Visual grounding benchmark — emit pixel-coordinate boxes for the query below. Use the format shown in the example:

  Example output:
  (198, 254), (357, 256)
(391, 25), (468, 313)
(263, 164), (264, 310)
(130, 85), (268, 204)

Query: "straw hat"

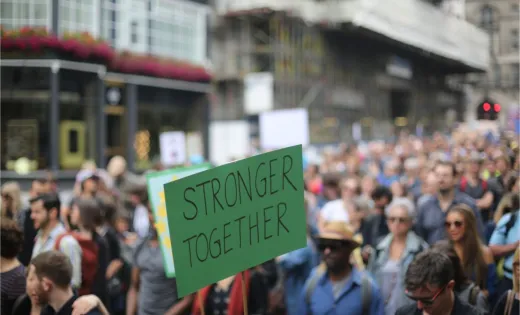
(318, 221), (361, 247)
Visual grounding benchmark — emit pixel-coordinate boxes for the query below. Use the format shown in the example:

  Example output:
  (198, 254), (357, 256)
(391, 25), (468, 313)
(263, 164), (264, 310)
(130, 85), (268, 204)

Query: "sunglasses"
(444, 220), (463, 229)
(405, 284), (447, 306)
(317, 239), (350, 252)
(387, 217), (409, 224)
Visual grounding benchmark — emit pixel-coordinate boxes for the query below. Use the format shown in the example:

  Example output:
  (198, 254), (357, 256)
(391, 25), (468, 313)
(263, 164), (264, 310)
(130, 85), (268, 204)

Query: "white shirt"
(320, 199), (350, 223)
(32, 223), (82, 288)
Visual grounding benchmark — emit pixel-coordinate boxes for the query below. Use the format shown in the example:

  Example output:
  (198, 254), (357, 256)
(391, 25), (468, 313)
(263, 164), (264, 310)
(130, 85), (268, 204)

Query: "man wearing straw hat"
(300, 221), (384, 315)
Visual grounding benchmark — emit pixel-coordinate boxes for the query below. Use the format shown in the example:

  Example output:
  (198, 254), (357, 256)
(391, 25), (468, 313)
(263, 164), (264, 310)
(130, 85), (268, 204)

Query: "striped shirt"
(1, 265), (26, 315)
(32, 223), (82, 288)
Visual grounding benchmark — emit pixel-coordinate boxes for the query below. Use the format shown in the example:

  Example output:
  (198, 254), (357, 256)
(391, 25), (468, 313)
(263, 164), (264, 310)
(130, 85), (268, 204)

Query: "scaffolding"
(213, 9), (325, 117)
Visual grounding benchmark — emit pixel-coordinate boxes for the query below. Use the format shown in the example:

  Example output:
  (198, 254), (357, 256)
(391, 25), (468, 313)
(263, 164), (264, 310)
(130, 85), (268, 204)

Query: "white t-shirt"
(320, 199), (350, 223)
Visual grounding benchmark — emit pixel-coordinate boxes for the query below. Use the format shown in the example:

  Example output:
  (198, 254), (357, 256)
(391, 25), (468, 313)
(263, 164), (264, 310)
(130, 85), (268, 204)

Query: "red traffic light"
(494, 103), (501, 112)
(483, 102), (491, 112)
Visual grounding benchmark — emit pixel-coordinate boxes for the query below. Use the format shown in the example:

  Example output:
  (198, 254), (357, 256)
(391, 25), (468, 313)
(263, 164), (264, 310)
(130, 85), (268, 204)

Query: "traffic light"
(477, 99), (500, 120)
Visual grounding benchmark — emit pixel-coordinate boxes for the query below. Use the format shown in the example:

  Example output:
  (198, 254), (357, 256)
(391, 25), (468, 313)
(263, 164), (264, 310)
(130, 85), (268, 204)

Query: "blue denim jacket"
(299, 267), (385, 315)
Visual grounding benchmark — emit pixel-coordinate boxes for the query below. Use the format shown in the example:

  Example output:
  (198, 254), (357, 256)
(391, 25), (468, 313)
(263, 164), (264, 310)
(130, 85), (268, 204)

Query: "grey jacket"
(367, 231), (429, 313)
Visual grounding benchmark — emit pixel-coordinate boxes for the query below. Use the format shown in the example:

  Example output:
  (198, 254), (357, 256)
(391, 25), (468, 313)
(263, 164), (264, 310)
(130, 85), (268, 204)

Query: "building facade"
(211, 0), (490, 144)
(464, 0), (519, 123)
(0, 0), (211, 188)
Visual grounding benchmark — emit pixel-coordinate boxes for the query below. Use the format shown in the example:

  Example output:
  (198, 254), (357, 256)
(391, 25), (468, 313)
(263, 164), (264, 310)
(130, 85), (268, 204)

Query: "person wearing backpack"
(30, 194), (82, 289)
(66, 198), (110, 305)
(489, 209), (520, 306)
(299, 221), (384, 315)
(459, 153), (494, 221)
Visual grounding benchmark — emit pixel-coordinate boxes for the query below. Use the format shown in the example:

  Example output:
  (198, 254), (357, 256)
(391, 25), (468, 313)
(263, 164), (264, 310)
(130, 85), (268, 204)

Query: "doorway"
(104, 105), (126, 162)
(390, 90), (411, 133)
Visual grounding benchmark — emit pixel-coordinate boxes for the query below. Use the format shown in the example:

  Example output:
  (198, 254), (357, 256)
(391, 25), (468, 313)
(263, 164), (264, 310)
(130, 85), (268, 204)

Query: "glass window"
(480, 5), (494, 28)
(58, 70), (96, 170)
(1, 3), (13, 21)
(1, 68), (50, 170)
(512, 64), (520, 85)
(131, 21), (138, 44)
(512, 29), (519, 50)
(493, 64), (501, 87)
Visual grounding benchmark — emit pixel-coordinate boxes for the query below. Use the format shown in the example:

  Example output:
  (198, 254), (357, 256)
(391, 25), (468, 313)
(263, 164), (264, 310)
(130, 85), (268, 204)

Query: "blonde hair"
(1, 182), (22, 219)
(514, 247), (520, 293)
(494, 193), (519, 224)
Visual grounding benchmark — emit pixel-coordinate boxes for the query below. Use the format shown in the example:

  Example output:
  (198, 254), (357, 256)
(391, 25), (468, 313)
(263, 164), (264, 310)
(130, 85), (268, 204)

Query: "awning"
(0, 59), (211, 93)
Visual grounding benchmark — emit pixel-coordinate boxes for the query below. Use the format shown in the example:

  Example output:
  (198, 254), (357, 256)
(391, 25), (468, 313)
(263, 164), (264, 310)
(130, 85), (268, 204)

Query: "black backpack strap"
(361, 274), (372, 314)
(468, 283), (480, 305)
(504, 212), (518, 237)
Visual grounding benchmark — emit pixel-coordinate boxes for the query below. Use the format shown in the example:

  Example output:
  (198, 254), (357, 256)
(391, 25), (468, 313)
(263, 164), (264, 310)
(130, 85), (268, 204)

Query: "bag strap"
(468, 283), (480, 305)
(504, 290), (515, 315)
(305, 267), (325, 310)
(460, 177), (467, 192)
(54, 233), (72, 250)
(481, 179), (488, 191)
(361, 274), (372, 315)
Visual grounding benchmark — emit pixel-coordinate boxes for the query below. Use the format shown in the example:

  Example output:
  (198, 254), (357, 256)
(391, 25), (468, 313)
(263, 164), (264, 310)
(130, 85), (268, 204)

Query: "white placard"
(244, 72), (274, 115)
(159, 131), (186, 166)
(352, 122), (362, 141)
(210, 121), (250, 166)
(186, 132), (203, 158)
(259, 108), (310, 150)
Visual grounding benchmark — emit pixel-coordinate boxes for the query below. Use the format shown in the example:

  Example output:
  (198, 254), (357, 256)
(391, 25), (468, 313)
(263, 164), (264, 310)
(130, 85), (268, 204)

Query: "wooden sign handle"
(198, 291), (206, 315)
(241, 271), (249, 315)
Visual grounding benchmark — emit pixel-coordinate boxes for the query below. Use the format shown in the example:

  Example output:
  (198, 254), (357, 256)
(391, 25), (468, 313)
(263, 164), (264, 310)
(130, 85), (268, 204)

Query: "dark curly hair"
(1, 218), (24, 259)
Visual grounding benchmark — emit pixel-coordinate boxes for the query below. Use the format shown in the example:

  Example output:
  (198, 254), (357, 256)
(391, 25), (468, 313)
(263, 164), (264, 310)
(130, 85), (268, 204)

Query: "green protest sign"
(146, 164), (211, 278)
(164, 145), (306, 297)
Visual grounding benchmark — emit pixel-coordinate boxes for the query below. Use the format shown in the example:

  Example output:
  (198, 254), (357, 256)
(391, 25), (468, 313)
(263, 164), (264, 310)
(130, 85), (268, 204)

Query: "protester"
(300, 221), (384, 315)
(445, 204), (496, 297)
(126, 199), (194, 315)
(30, 193), (82, 289)
(459, 153), (494, 221)
(318, 176), (360, 230)
(363, 186), (392, 248)
(489, 204), (520, 303)
(367, 198), (428, 315)
(1, 181), (23, 221)
(19, 178), (48, 266)
(492, 247), (519, 315)
(416, 161), (485, 245)
(396, 249), (485, 315)
(1, 219), (26, 315)
(27, 251), (106, 315)
(431, 241), (489, 311)
(69, 198), (110, 304)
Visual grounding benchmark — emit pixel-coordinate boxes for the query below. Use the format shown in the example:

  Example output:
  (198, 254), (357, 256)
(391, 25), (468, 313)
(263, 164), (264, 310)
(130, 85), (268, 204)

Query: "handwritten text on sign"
(164, 145), (306, 297)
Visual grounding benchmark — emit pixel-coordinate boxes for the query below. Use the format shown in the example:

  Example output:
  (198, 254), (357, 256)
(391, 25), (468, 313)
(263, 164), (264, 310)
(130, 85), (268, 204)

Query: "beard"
(439, 187), (452, 195)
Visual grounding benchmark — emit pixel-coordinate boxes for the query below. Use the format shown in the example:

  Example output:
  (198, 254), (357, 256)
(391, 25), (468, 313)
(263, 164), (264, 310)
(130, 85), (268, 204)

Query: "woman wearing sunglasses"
(367, 198), (429, 315)
(445, 204), (497, 297)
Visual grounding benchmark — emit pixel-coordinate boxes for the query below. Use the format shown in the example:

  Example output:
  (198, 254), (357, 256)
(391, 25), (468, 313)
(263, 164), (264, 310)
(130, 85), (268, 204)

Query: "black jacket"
(18, 208), (37, 266)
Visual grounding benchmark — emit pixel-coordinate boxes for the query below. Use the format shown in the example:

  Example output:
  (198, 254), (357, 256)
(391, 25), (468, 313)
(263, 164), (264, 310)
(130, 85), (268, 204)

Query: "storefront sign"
(146, 164), (212, 278)
(386, 56), (413, 80)
(164, 145), (306, 297)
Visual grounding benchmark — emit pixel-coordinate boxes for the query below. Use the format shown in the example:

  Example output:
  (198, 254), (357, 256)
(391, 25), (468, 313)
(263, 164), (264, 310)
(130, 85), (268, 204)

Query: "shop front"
(0, 59), (211, 189)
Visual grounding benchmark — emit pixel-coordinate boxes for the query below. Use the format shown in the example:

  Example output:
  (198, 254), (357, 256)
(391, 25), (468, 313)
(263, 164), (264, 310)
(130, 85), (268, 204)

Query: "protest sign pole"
(198, 291), (206, 315)
(241, 271), (249, 315)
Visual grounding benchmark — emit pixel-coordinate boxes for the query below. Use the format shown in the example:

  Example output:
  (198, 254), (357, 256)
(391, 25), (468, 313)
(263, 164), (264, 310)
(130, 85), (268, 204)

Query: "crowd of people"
(1, 131), (519, 315)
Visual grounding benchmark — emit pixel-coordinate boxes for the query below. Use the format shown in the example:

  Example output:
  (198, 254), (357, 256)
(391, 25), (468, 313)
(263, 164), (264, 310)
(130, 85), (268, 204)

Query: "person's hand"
(361, 245), (372, 262)
(72, 295), (100, 315)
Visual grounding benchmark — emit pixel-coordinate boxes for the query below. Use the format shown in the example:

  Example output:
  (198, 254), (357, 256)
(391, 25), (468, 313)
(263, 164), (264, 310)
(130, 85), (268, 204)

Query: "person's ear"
(447, 280), (456, 290)
(41, 277), (53, 292)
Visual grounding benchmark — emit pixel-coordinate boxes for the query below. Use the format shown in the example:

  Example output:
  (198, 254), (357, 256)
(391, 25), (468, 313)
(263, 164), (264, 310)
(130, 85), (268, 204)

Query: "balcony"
(217, 0), (490, 72)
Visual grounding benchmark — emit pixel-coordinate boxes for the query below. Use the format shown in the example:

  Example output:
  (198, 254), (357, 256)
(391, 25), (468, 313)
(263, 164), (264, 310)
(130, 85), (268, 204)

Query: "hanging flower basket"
(1, 26), (212, 82)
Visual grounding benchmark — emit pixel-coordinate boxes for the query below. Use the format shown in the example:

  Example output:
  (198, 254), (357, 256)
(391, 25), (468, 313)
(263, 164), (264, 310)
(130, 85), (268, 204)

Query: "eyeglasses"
(1, 194), (12, 200)
(405, 284), (448, 306)
(387, 217), (409, 224)
(444, 220), (463, 229)
(317, 239), (349, 252)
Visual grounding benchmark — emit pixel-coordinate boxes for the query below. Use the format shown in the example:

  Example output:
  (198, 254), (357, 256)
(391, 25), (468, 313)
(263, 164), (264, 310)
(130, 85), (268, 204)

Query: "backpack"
(54, 232), (99, 296)
(305, 267), (371, 314)
(460, 177), (487, 193)
(467, 283), (481, 306)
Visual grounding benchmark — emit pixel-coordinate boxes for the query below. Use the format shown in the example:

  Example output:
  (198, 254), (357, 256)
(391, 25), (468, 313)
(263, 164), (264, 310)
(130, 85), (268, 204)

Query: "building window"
(512, 64), (520, 87)
(59, 0), (98, 35)
(512, 3), (519, 14)
(480, 5), (495, 29)
(0, 0), (50, 30)
(493, 64), (501, 87)
(131, 21), (138, 44)
(1, 68), (51, 170)
(149, 0), (207, 64)
(512, 29), (519, 50)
